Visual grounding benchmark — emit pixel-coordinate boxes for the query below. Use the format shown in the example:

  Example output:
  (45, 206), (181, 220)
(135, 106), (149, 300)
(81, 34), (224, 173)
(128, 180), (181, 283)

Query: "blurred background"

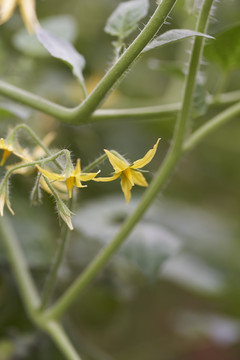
(1, 0), (240, 359)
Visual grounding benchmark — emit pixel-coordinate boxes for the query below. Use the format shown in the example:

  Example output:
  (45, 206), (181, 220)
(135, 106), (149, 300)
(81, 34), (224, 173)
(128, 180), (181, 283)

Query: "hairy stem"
(0, 0), (177, 123)
(45, 0), (215, 320)
(40, 207), (72, 310)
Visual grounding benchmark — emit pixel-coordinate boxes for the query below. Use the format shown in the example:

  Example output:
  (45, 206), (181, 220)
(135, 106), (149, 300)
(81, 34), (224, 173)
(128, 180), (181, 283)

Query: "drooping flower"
(0, 0), (38, 33)
(94, 139), (160, 203)
(0, 137), (26, 166)
(37, 158), (99, 198)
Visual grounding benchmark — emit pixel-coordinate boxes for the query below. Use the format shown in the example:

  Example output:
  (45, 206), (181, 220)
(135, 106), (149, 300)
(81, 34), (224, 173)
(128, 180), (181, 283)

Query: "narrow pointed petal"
(131, 170), (148, 187)
(79, 171), (99, 181)
(0, 149), (11, 166)
(123, 168), (134, 186)
(131, 138), (160, 169)
(120, 173), (133, 203)
(19, 0), (38, 33)
(0, 0), (17, 24)
(93, 172), (121, 182)
(66, 177), (74, 198)
(36, 165), (65, 181)
(104, 150), (128, 172)
(73, 176), (86, 188)
(73, 158), (81, 177)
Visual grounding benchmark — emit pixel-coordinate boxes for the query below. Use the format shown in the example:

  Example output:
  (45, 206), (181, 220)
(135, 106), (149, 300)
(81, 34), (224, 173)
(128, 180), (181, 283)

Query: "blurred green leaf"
(204, 24), (240, 71)
(162, 253), (225, 294)
(143, 29), (214, 53)
(104, 0), (149, 41)
(73, 195), (181, 282)
(0, 339), (14, 360)
(175, 311), (240, 345)
(36, 27), (86, 87)
(147, 58), (185, 78)
(12, 15), (78, 57)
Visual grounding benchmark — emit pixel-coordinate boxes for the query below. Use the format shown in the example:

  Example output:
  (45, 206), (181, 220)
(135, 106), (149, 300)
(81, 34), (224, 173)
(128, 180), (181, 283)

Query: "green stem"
(44, 0), (214, 320)
(44, 321), (82, 360)
(0, 0), (177, 123)
(183, 101), (240, 153)
(82, 153), (107, 173)
(171, 0), (214, 152)
(0, 217), (40, 314)
(9, 123), (62, 170)
(0, 215), (81, 360)
(40, 204), (72, 310)
(1, 77), (240, 123)
(71, 0), (177, 122)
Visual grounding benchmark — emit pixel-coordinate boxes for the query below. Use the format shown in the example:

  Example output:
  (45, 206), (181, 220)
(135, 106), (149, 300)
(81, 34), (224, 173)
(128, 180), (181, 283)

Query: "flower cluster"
(0, 125), (160, 229)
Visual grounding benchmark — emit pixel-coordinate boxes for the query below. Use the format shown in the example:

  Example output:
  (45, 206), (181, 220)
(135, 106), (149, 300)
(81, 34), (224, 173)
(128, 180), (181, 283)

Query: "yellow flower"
(0, 0), (38, 33)
(94, 139), (160, 203)
(0, 137), (25, 166)
(37, 159), (99, 199)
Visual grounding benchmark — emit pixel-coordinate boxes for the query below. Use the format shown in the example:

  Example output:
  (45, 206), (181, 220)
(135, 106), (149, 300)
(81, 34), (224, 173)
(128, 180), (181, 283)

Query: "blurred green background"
(1, 0), (240, 359)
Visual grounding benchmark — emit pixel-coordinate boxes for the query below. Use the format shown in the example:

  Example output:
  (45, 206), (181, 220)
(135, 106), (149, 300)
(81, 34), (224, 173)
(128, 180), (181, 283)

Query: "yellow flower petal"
(72, 158), (81, 177)
(19, 0), (38, 33)
(131, 138), (160, 169)
(66, 177), (75, 199)
(123, 168), (134, 186)
(0, 0), (17, 24)
(104, 150), (129, 172)
(0, 149), (11, 166)
(36, 165), (65, 181)
(120, 173), (133, 204)
(131, 170), (148, 187)
(79, 171), (99, 182)
(93, 172), (121, 182)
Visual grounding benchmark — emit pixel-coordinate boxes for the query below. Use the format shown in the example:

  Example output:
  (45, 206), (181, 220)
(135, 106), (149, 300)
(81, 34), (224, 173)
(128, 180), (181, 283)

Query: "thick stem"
(45, 0), (215, 320)
(0, 0), (177, 123)
(1, 82), (240, 123)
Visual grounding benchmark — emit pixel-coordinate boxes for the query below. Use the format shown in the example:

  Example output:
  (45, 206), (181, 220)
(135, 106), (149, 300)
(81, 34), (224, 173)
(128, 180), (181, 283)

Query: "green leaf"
(162, 253), (224, 294)
(142, 29), (214, 53)
(105, 0), (149, 41)
(73, 195), (181, 282)
(204, 24), (240, 72)
(36, 27), (86, 87)
(12, 15), (78, 57)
